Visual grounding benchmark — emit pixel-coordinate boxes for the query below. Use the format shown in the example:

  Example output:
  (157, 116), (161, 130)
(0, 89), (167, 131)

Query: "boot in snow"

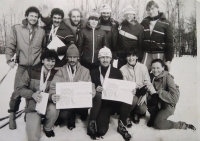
(117, 119), (131, 141)
(87, 120), (98, 140)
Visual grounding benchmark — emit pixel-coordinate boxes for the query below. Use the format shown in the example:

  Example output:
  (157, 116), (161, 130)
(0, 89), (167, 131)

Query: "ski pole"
(0, 68), (12, 85)
(0, 109), (24, 122)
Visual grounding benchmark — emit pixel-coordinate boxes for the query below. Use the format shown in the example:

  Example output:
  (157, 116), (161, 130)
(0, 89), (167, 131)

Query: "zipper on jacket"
(92, 28), (95, 63)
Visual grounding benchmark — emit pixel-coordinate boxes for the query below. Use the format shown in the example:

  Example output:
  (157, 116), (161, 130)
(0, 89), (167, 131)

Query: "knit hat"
(66, 44), (79, 57)
(98, 46), (112, 58)
(100, 4), (112, 13)
(123, 5), (136, 14)
(89, 10), (100, 20)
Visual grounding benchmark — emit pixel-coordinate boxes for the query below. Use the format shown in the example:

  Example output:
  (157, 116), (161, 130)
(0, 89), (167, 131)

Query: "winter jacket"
(99, 17), (119, 53)
(91, 65), (123, 89)
(49, 62), (91, 101)
(117, 20), (144, 59)
(41, 17), (87, 42)
(77, 23), (108, 65)
(6, 19), (46, 66)
(120, 62), (156, 94)
(16, 65), (57, 113)
(44, 21), (75, 67)
(151, 70), (179, 114)
(141, 13), (174, 61)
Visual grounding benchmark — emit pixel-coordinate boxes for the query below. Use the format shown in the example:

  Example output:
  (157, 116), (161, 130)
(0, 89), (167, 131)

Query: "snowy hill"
(0, 55), (198, 141)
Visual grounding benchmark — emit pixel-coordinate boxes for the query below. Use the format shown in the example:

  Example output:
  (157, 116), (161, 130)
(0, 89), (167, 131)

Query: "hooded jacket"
(6, 19), (46, 66)
(48, 62), (91, 101)
(141, 13), (174, 61)
(77, 22), (108, 65)
(16, 65), (57, 113)
(151, 70), (179, 114)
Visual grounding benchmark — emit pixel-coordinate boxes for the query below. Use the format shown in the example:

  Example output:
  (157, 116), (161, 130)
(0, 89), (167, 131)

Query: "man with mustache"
(87, 47), (132, 141)
(48, 44), (95, 130)
(41, 8), (87, 43)
(5, 6), (46, 129)
(44, 8), (75, 67)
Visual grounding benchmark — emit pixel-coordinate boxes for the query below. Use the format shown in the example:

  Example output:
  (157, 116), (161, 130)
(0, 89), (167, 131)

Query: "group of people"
(5, 1), (196, 141)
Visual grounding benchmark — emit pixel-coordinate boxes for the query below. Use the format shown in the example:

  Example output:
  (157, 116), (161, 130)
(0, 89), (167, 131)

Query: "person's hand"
(52, 94), (60, 103)
(96, 86), (103, 92)
(91, 83), (96, 98)
(146, 84), (156, 94)
(137, 95), (146, 106)
(165, 61), (171, 72)
(132, 89), (136, 95)
(32, 91), (42, 103)
(8, 61), (16, 68)
(187, 124), (196, 130)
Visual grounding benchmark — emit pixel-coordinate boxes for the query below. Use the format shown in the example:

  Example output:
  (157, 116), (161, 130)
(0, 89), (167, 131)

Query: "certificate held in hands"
(35, 92), (49, 115)
(47, 36), (65, 50)
(102, 78), (136, 105)
(56, 82), (92, 109)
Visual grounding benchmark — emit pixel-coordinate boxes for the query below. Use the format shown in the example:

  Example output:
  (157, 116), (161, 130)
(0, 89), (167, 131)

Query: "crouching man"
(48, 44), (94, 130)
(16, 50), (59, 141)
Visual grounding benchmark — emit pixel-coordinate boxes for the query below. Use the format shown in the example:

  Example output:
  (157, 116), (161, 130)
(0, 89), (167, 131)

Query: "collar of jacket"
(145, 12), (166, 21)
(21, 19), (39, 29)
(154, 70), (169, 80)
(63, 61), (81, 71)
(99, 17), (116, 25)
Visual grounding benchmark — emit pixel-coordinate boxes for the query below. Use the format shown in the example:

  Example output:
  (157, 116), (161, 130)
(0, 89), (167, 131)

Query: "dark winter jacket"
(141, 13), (174, 61)
(117, 20), (144, 59)
(6, 19), (46, 66)
(16, 65), (57, 113)
(151, 70), (179, 114)
(77, 23), (108, 65)
(99, 17), (119, 53)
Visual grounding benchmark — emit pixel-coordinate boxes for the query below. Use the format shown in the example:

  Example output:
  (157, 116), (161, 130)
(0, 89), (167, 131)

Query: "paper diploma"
(47, 36), (66, 50)
(102, 78), (136, 105)
(35, 92), (49, 115)
(56, 82), (92, 109)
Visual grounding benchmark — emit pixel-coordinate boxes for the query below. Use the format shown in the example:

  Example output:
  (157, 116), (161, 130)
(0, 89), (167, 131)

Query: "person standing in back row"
(5, 6), (46, 130)
(141, 1), (174, 71)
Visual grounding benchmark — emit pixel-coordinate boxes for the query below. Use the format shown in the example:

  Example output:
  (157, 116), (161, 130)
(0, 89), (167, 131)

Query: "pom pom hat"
(123, 5), (136, 14)
(98, 46), (112, 58)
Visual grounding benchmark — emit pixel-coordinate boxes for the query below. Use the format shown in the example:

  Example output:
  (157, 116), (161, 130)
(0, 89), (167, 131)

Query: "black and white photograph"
(0, 0), (198, 140)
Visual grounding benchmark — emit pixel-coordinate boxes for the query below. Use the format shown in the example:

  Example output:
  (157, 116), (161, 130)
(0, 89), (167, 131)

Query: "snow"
(0, 55), (198, 141)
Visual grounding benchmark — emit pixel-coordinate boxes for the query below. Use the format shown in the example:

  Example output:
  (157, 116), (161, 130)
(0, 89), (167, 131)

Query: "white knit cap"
(123, 5), (136, 14)
(100, 4), (112, 13)
(98, 46), (112, 58)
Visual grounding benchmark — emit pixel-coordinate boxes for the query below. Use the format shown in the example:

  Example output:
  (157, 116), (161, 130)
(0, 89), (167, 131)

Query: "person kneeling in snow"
(16, 50), (59, 140)
(147, 59), (196, 130)
(120, 48), (156, 127)
(48, 44), (94, 130)
(87, 47), (133, 141)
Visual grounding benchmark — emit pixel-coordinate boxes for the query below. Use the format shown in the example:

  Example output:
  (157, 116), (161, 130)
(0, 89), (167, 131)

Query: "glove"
(135, 85), (147, 97)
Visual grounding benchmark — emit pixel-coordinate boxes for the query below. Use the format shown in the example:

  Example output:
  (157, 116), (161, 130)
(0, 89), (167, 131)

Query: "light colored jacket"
(120, 62), (156, 94)
(49, 62), (91, 101)
(5, 20), (46, 66)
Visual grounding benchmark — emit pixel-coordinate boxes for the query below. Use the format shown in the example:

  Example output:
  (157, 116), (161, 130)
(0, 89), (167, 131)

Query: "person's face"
(147, 5), (159, 17)
(52, 14), (62, 27)
(67, 56), (79, 67)
(151, 62), (164, 76)
(99, 56), (112, 67)
(126, 55), (138, 66)
(124, 13), (135, 22)
(89, 18), (99, 28)
(101, 12), (111, 21)
(26, 12), (39, 26)
(70, 11), (81, 26)
(42, 58), (56, 71)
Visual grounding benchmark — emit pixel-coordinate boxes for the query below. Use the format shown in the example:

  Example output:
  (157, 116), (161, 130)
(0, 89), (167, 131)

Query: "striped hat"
(123, 5), (135, 14)
(98, 46), (112, 58)
(100, 4), (112, 13)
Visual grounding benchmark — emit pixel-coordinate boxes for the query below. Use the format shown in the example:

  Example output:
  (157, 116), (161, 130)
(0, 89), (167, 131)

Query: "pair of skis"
(0, 109), (25, 129)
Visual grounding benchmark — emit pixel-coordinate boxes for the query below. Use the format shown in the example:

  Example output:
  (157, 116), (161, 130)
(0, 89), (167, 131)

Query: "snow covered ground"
(0, 55), (198, 141)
